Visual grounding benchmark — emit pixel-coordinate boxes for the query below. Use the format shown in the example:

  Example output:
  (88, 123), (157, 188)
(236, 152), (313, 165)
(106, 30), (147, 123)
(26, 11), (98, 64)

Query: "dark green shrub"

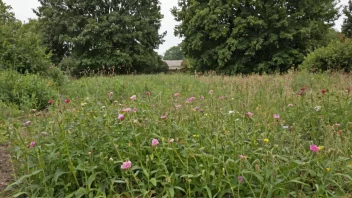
(300, 39), (352, 72)
(0, 70), (56, 110)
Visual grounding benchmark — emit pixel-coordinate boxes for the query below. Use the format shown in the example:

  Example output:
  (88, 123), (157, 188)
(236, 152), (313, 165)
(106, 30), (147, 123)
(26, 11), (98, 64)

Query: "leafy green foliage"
(4, 72), (352, 197)
(342, 0), (352, 38)
(0, 1), (51, 74)
(172, 0), (339, 74)
(35, 0), (166, 75)
(163, 44), (184, 60)
(0, 70), (56, 110)
(300, 39), (352, 72)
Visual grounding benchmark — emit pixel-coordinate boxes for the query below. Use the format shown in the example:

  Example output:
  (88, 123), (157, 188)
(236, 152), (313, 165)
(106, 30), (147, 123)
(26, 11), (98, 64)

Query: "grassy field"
(1, 71), (352, 197)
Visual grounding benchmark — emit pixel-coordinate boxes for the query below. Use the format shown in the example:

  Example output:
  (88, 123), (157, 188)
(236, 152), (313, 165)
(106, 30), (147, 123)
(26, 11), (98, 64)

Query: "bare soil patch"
(0, 144), (11, 192)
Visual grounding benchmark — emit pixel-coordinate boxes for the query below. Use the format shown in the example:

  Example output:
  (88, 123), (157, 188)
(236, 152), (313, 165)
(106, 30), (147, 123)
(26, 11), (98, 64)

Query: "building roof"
(164, 60), (182, 70)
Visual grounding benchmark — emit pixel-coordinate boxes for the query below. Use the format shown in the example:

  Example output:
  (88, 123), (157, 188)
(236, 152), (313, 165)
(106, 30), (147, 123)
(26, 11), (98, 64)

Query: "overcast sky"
(3, 0), (349, 55)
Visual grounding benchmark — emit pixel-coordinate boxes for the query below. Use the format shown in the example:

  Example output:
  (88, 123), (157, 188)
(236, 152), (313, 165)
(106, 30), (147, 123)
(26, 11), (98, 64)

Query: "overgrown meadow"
(2, 71), (352, 197)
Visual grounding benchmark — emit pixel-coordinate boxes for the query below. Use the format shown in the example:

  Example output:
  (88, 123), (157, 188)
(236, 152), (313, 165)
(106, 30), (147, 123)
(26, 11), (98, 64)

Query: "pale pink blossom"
(273, 114), (280, 119)
(118, 114), (125, 121)
(185, 97), (196, 103)
(247, 112), (253, 117)
(25, 121), (31, 126)
(175, 105), (182, 109)
(121, 160), (132, 170)
(152, 139), (159, 147)
(133, 108), (138, 113)
(209, 90), (213, 94)
(335, 123), (340, 127)
(122, 108), (131, 112)
(193, 107), (199, 111)
(287, 104), (294, 107)
(130, 95), (136, 101)
(174, 93), (180, 97)
(161, 115), (167, 119)
(239, 155), (247, 160)
(200, 96), (205, 100)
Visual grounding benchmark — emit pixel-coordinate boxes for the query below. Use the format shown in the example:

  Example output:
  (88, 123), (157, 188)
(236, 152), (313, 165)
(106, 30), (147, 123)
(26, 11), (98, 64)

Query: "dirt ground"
(0, 144), (11, 192)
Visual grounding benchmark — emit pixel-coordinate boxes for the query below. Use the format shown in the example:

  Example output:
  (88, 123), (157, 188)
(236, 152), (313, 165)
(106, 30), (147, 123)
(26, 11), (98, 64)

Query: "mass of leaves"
(34, 0), (167, 75)
(163, 44), (184, 60)
(172, 0), (340, 74)
(342, 0), (352, 38)
(0, 1), (50, 74)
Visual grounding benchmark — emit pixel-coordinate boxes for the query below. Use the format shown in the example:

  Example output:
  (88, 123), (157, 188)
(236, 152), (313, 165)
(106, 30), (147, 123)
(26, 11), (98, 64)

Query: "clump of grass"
(3, 71), (352, 197)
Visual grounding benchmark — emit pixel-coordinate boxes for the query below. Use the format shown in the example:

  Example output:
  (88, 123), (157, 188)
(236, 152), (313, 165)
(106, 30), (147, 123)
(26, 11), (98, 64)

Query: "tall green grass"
(3, 71), (352, 197)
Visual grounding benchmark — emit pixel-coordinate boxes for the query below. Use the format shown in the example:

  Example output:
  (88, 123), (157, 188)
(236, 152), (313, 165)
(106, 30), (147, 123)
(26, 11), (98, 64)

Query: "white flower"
(282, 126), (289, 129)
(81, 102), (87, 107)
(228, 110), (235, 114)
(314, 106), (321, 112)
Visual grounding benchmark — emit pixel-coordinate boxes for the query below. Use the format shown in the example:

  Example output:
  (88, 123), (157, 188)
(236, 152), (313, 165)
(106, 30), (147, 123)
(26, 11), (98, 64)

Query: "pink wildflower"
(185, 97), (196, 103)
(238, 176), (243, 183)
(48, 99), (54, 105)
(335, 123), (340, 127)
(247, 112), (253, 117)
(193, 107), (199, 111)
(322, 89), (326, 94)
(122, 108), (131, 112)
(29, 141), (36, 148)
(118, 114), (125, 121)
(108, 92), (113, 97)
(152, 139), (159, 147)
(121, 160), (132, 170)
(310, 144), (319, 153)
(130, 95), (136, 101)
(219, 96), (226, 100)
(25, 121), (31, 126)
(200, 96), (205, 100)
(161, 115), (167, 119)
(239, 155), (247, 160)
(175, 105), (182, 109)
(133, 108), (138, 112)
(146, 92), (150, 96)
(273, 114), (280, 119)
(174, 93), (180, 97)
(209, 90), (213, 94)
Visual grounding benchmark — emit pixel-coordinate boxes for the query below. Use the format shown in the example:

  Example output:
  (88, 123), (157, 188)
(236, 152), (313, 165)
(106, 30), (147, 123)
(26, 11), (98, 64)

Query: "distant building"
(164, 60), (182, 70)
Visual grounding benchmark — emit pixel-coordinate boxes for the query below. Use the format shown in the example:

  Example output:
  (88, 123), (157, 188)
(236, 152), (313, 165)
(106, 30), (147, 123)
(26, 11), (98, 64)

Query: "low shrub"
(0, 70), (57, 110)
(300, 39), (352, 72)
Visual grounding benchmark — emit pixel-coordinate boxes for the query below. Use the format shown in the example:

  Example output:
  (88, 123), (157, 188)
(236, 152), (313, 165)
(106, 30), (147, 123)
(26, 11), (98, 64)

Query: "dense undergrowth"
(1, 71), (352, 197)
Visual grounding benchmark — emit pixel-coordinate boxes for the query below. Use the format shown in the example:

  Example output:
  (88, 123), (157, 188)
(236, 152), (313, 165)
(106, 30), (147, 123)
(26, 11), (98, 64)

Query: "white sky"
(3, 0), (349, 55)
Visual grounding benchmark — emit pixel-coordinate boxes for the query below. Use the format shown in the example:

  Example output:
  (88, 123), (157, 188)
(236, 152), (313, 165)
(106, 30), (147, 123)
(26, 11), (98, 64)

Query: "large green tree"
(342, 0), (352, 38)
(35, 0), (167, 74)
(163, 44), (184, 60)
(0, 0), (50, 74)
(172, 0), (340, 74)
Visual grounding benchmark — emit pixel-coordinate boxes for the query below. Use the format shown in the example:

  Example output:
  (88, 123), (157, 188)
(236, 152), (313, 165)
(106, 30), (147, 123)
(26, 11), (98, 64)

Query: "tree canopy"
(172, 0), (340, 74)
(34, 0), (167, 75)
(342, 0), (352, 38)
(0, 0), (50, 74)
(163, 44), (184, 60)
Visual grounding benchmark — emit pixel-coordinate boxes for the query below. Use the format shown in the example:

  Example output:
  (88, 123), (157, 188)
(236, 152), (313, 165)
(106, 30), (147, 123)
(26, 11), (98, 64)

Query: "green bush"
(0, 70), (56, 110)
(43, 66), (68, 87)
(300, 39), (352, 72)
